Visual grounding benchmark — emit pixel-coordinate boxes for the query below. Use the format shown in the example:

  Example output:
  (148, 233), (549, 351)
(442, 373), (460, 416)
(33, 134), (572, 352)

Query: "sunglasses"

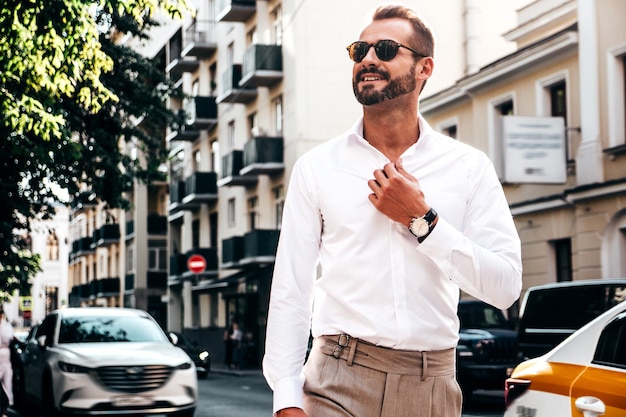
(346, 40), (425, 63)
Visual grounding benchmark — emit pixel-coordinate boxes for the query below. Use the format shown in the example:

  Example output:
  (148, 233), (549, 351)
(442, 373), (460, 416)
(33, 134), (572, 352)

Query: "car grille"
(95, 365), (173, 393)
(481, 338), (519, 363)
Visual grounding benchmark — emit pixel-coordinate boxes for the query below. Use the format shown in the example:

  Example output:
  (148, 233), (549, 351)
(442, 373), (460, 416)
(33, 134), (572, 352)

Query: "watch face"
(410, 218), (429, 237)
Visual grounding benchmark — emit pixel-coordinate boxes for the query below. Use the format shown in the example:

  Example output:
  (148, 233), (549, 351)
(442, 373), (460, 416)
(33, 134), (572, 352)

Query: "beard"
(353, 65), (417, 106)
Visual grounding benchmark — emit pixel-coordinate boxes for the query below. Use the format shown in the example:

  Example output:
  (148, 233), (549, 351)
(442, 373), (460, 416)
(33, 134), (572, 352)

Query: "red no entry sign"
(187, 254), (207, 274)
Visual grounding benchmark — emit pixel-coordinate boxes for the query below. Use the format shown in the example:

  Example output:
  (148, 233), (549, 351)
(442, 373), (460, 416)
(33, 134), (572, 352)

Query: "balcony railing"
(96, 277), (120, 297)
(217, 150), (258, 187)
(182, 20), (217, 58)
(216, 0), (256, 22)
(74, 236), (95, 256)
(70, 191), (97, 214)
(221, 236), (245, 268)
(166, 31), (200, 79)
(148, 214), (168, 235)
(216, 64), (257, 104)
(180, 171), (218, 209)
(241, 229), (280, 265)
(167, 96), (218, 142)
(93, 224), (120, 247)
(148, 271), (168, 290)
(241, 136), (284, 176)
(168, 180), (187, 215)
(241, 44), (283, 87)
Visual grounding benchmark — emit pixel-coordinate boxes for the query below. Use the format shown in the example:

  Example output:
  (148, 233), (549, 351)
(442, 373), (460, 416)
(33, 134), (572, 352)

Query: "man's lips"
(362, 75), (385, 82)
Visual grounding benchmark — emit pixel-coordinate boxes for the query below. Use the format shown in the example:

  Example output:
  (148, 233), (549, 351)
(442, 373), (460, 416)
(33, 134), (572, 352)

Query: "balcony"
(240, 44), (283, 87)
(70, 191), (97, 214)
(180, 171), (218, 209)
(240, 229), (280, 266)
(217, 150), (258, 187)
(168, 180), (186, 217)
(148, 271), (168, 290)
(169, 248), (219, 283)
(221, 236), (245, 268)
(181, 20), (217, 58)
(216, 64), (257, 104)
(241, 136), (284, 176)
(148, 214), (168, 235)
(93, 224), (120, 247)
(166, 31), (199, 80)
(96, 277), (120, 297)
(216, 0), (256, 22)
(167, 96), (218, 142)
(74, 236), (95, 257)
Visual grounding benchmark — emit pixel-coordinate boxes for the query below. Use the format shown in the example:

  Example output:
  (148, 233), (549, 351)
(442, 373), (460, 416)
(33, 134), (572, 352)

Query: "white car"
(504, 299), (626, 417)
(16, 307), (197, 417)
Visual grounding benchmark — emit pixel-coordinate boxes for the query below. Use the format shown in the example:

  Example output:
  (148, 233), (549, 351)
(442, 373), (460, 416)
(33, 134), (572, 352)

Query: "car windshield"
(459, 303), (508, 329)
(59, 316), (167, 343)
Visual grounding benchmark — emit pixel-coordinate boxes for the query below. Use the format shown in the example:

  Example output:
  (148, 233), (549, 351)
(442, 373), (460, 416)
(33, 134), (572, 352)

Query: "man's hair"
(372, 4), (434, 59)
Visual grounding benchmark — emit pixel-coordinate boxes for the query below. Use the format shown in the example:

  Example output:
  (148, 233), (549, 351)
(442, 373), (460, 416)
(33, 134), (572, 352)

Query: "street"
(7, 368), (505, 417)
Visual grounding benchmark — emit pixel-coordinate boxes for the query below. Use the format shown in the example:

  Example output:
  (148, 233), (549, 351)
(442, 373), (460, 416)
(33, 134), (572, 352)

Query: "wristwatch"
(408, 208), (438, 242)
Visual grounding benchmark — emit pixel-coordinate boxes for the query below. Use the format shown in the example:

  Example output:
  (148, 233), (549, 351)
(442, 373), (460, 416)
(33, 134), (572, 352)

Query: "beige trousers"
(303, 335), (462, 417)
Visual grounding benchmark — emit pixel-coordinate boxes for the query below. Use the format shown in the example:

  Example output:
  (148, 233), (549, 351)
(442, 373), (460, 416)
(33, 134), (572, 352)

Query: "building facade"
(153, 0), (532, 367)
(421, 0), (626, 317)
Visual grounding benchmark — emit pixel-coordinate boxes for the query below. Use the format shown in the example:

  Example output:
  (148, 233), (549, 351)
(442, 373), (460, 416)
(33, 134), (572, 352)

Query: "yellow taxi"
(504, 299), (626, 417)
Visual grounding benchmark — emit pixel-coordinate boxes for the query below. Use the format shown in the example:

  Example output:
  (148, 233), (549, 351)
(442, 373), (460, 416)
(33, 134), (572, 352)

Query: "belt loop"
(347, 338), (357, 366)
(421, 351), (428, 381)
(332, 334), (351, 359)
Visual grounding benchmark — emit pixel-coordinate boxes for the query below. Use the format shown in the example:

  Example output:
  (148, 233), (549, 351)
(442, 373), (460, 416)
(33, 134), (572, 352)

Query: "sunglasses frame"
(346, 40), (426, 63)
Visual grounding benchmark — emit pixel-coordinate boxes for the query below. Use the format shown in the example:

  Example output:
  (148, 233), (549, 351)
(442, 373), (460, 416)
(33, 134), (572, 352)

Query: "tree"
(0, 0), (188, 299)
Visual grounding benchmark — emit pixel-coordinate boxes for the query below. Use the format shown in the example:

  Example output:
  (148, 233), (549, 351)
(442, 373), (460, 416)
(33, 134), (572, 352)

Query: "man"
(0, 307), (13, 417)
(263, 4), (522, 417)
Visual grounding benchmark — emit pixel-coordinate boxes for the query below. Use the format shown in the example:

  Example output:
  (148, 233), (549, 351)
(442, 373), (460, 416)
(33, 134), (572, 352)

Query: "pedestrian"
(229, 321), (243, 370)
(0, 307), (14, 417)
(262, 4), (522, 417)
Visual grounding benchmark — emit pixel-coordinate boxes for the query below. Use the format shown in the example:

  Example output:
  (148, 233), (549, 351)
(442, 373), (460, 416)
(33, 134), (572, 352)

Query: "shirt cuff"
(417, 218), (458, 262)
(272, 374), (306, 415)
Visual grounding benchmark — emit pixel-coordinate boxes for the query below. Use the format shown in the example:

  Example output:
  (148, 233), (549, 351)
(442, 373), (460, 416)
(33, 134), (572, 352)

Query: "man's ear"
(419, 56), (434, 79)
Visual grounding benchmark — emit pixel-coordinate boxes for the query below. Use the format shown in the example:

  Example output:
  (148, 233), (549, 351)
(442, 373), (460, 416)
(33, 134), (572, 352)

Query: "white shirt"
(263, 116), (522, 413)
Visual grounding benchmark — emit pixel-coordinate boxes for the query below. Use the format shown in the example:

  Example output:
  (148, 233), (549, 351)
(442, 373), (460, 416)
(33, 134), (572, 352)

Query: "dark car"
(170, 332), (211, 378)
(517, 278), (626, 359)
(456, 299), (523, 397)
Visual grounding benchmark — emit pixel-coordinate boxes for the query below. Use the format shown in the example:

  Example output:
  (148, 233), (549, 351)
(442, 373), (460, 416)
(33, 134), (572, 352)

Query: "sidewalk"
(210, 362), (263, 377)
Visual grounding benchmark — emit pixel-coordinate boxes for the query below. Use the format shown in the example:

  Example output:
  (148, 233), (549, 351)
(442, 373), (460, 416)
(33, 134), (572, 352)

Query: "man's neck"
(362, 108), (420, 162)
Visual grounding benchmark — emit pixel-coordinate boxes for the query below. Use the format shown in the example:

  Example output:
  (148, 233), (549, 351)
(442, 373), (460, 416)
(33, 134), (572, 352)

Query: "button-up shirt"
(263, 116), (522, 413)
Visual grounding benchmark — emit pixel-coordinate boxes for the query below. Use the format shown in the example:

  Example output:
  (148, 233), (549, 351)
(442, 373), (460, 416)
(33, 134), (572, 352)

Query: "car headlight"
(198, 351), (209, 361)
(176, 361), (193, 370)
(58, 361), (91, 373)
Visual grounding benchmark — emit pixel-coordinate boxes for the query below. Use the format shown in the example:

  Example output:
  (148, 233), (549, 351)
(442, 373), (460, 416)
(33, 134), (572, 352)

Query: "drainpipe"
(576, 0), (604, 184)
(464, 0), (481, 75)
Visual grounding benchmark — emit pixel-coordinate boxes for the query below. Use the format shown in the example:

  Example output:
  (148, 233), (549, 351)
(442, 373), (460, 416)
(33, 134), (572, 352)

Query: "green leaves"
(0, 0), (188, 299)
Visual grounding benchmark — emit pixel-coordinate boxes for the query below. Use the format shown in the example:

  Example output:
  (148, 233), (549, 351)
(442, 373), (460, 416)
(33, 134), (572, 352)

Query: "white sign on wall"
(502, 116), (567, 184)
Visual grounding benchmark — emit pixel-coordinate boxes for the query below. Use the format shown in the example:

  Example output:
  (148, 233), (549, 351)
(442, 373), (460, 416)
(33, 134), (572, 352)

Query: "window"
(274, 96), (283, 135)
(46, 231), (59, 261)
(228, 121), (235, 148)
(248, 196), (258, 230)
(549, 81), (567, 124)
(272, 5), (283, 45)
(211, 140), (220, 174)
(593, 313), (626, 368)
(274, 185), (285, 228)
(489, 96), (515, 178)
(148, 247), (167, 271)
(248, 112), (259, 137)
(127, 247), (135, 273)
(192, 219), (200, 248)
(552, 238), (572, 282)
(607, 47), (626, 148)
(228, 198), (236, 227)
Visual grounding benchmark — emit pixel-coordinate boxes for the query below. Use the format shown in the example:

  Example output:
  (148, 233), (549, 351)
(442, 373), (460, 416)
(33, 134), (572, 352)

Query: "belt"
(319, 334), (456, 380)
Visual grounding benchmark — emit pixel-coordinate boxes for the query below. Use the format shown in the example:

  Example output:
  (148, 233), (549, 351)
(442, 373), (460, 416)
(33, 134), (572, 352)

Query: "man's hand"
(275, 407), (308, 417)
(367, 158), (429, 226)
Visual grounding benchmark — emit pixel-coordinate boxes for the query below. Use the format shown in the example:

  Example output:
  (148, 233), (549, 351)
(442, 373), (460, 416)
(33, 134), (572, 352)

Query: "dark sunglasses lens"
(349, 42), (369, 62)
(375, 40), (399, 61)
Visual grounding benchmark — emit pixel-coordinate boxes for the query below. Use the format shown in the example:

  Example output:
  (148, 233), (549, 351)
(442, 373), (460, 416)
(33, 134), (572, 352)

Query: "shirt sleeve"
(262, 158), (321, 414)
(418, 158), (522, 310)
